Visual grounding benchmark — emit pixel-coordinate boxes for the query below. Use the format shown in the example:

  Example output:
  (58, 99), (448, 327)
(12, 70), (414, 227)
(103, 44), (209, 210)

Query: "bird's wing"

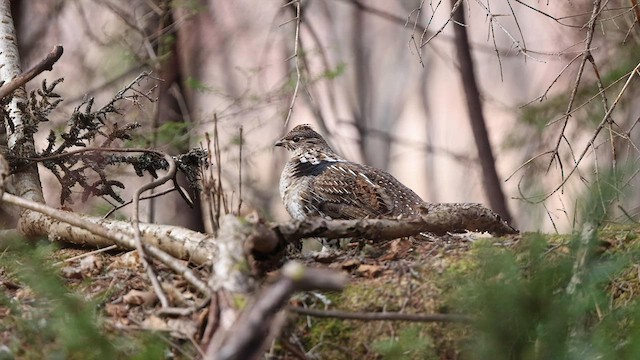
(305, 162), (398, 220)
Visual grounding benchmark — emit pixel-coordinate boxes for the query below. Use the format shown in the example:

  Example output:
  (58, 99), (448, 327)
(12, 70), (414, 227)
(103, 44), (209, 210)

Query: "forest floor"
(1, 224), (639, 359)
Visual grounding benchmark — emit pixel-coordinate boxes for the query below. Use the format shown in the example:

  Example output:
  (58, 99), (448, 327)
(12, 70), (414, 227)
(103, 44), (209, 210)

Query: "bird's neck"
(293, 147), (345, 165)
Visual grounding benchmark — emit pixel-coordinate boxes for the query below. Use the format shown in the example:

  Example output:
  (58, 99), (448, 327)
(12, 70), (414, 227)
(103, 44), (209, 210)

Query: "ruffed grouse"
(276, 124), (425, 222)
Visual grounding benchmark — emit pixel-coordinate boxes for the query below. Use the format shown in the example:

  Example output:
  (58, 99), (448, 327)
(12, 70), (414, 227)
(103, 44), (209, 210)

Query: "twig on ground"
(288, 306), (471, 323)
(208, 262), (347, 360)
(237, 126), (243, 215)
(53, 245), (118, 265)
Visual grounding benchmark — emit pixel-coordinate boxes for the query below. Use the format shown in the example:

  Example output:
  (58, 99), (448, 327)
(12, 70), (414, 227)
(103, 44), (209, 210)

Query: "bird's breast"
(280, 164), (312, 220)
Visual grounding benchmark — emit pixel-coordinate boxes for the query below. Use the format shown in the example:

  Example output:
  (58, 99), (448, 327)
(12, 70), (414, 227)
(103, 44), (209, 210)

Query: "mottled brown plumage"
(276, 125), (425, 222)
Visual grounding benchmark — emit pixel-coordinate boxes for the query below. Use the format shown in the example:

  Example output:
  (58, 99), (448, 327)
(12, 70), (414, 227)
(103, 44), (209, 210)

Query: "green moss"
(372, 325), (437, 360)
(291, 256), (460, 357)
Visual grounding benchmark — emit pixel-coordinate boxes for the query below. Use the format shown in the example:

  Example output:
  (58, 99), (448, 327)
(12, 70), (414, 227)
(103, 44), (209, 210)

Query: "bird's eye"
(292, 136), (301, 142)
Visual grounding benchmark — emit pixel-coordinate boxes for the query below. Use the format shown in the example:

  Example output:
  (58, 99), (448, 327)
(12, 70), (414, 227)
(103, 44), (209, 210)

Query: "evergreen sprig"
(3, 72), (206, 205)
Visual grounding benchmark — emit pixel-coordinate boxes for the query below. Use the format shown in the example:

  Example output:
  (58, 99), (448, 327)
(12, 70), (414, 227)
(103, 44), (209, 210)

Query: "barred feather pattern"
(276, 125), (425, 224)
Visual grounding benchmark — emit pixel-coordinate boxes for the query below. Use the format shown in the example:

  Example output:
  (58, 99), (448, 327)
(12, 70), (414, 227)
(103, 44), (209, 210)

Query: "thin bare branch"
(540, 61), (640, 201)
(0, 45), (63, 99)
(505, 150), (555, 182)
(288, 306), (471, 323)
(237, 126), (243, 215)
(103, 187), (178, 219)
(547, 0), (603, 173)
(522, 53), (583, 107)
(421, 0), (463, 48)
(132, 153), (178, 308)
(283, 0), (302, 128)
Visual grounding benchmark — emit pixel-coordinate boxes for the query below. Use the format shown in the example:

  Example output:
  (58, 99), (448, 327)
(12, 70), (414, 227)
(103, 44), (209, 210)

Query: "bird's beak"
(275, 139), (286, 147)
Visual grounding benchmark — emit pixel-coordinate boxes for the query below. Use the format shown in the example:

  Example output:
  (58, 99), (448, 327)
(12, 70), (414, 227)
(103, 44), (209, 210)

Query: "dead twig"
(53, 245), (118, 265)
(540, 61), (640, 201)
(0, 45), (63, 100)
(208, 262), (347, 360)
(103, 187), (178, 218)
(283, 0), (302, 127)
(237, 126), (243, 215)
(288, 306), (471, 323)
(132, 153), (178, 308)
(547, 0), (603, 173)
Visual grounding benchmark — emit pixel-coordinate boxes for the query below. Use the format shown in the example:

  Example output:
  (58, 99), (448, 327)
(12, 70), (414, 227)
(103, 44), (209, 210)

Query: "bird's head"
(275, 124), (331, 152)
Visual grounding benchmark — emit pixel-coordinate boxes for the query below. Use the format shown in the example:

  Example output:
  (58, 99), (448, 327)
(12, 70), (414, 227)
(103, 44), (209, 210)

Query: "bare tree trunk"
(450, 0), (512, 224)
(174, 2), (217, 233)
(352, 4), (371, 164)
(149, 4), (204, 231)
(0, 0), (45, 215)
